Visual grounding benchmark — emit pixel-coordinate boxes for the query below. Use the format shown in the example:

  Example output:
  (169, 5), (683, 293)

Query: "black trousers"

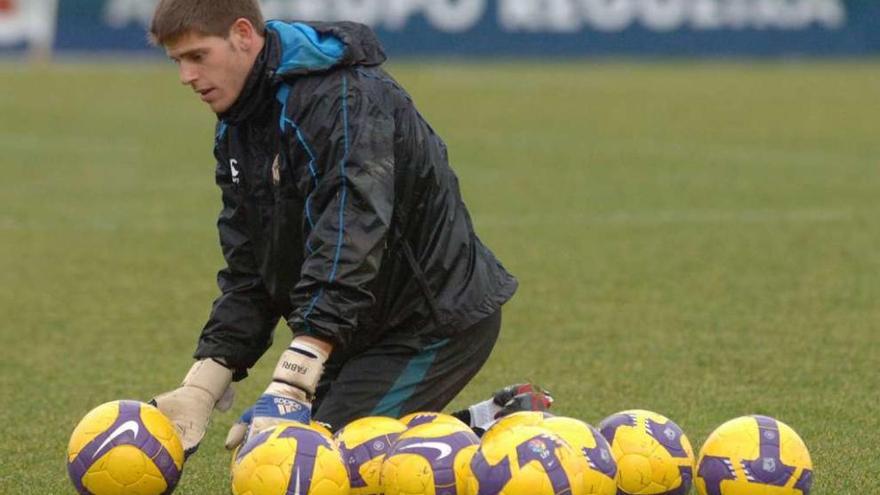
(311, 310), (502, 430)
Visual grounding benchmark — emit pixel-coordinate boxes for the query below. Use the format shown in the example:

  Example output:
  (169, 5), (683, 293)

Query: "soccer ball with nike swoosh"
(231, 422), (349, 495)
(381, 421), (480, 495)
(67, 400), (184, 495)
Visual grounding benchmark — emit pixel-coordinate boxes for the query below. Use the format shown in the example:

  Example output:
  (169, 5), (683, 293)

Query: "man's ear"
(229, 18), (259, 52)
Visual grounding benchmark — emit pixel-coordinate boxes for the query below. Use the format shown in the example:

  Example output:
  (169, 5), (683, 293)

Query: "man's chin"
(206, 98), (232, 114)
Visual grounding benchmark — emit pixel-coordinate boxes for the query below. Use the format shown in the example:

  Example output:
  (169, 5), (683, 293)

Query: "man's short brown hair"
(149, 0), (265, 45)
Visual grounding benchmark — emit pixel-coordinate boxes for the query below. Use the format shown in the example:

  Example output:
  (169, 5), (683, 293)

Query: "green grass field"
(1, 60), (878, 494)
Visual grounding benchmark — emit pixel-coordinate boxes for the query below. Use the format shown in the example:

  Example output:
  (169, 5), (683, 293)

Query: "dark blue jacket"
(194, 21), (517, 377)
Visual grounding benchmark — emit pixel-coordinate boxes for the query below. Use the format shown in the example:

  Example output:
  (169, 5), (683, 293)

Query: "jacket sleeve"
(286, 72), (395, 348)
(194, 160), (281, 377)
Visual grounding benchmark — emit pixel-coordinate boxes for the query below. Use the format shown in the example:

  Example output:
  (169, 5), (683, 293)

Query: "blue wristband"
(253, 394), (311, 424)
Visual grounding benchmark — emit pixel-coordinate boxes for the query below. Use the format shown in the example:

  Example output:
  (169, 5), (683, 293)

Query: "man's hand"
(493, 383), (554, 418)
(224, 338), (329, 451)
(223, 384), (312, 450)
(466, 383), (554, 432)
(150, 359), (234, 458)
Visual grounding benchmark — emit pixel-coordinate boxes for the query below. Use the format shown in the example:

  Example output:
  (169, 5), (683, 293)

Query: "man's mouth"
(196, 88), (216, 102)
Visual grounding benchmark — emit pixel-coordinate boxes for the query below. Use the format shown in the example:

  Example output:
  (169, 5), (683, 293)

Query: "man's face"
(165, 30), (254, 113)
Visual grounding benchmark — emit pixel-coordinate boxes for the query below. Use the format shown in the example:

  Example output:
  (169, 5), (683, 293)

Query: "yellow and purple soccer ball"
(399, 411), (470, 430)
(481, 411), (615, 495)
(310, 420), (336, 443)
(695, 415), (812, 495)
(231, 422), (349, 495)
(382, 421), (480, 495)
(598, 409), (694, 495)
(482, 411), (553, 440)
(333, 416), (407, 495)
(543, 416), (617, 495)
(67, 400), (184, 495)
(469, 424), (589, 495)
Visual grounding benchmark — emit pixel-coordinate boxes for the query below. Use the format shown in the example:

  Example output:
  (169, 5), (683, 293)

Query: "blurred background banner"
(0, 0), (58, 53)
(1, 0), (879, 57)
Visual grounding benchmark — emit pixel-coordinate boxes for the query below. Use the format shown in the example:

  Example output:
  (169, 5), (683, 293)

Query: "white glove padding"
(271, 339), (328, 397)
(151, 358), (234, 457)
(224, 339), (328, 451)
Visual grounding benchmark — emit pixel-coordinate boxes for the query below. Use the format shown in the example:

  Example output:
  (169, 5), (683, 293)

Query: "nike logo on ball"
(398, 441), (453, 460)
(92, 421), (139, 459)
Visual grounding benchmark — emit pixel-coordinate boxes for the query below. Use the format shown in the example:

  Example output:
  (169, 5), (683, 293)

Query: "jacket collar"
(217, 29), (281, 124)
(218, 21), (388, 123)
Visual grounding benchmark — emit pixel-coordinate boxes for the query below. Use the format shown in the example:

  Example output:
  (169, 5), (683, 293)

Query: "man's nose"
(179, 63), (198, 85)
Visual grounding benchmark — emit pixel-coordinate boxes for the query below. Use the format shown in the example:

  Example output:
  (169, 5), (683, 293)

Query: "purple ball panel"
(276, 426), (332, 495)
(794, 468), (813, 494)
(470, 449), (512, 495)
(646, 418), (689, 458)
(515, 434), (572, 494)
(598, 413), (636, 445)
(697, 455), (737, 495)
(407, 414), (439, 427)
(584, 426), (617, 479)
(338, 432), (399, 488)
(742, 416), (795, 487)
(235, 428), (274, 462)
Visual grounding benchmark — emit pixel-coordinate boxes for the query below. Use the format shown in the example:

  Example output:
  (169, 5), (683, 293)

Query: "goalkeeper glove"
(150, 358), (234, 457)
(224, 338), (328, 450)
(467, 383), (554, 432)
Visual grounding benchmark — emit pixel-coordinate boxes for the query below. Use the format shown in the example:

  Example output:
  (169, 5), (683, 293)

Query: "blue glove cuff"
(237, 406), (254, 425)
(253, 394), (311, 424)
